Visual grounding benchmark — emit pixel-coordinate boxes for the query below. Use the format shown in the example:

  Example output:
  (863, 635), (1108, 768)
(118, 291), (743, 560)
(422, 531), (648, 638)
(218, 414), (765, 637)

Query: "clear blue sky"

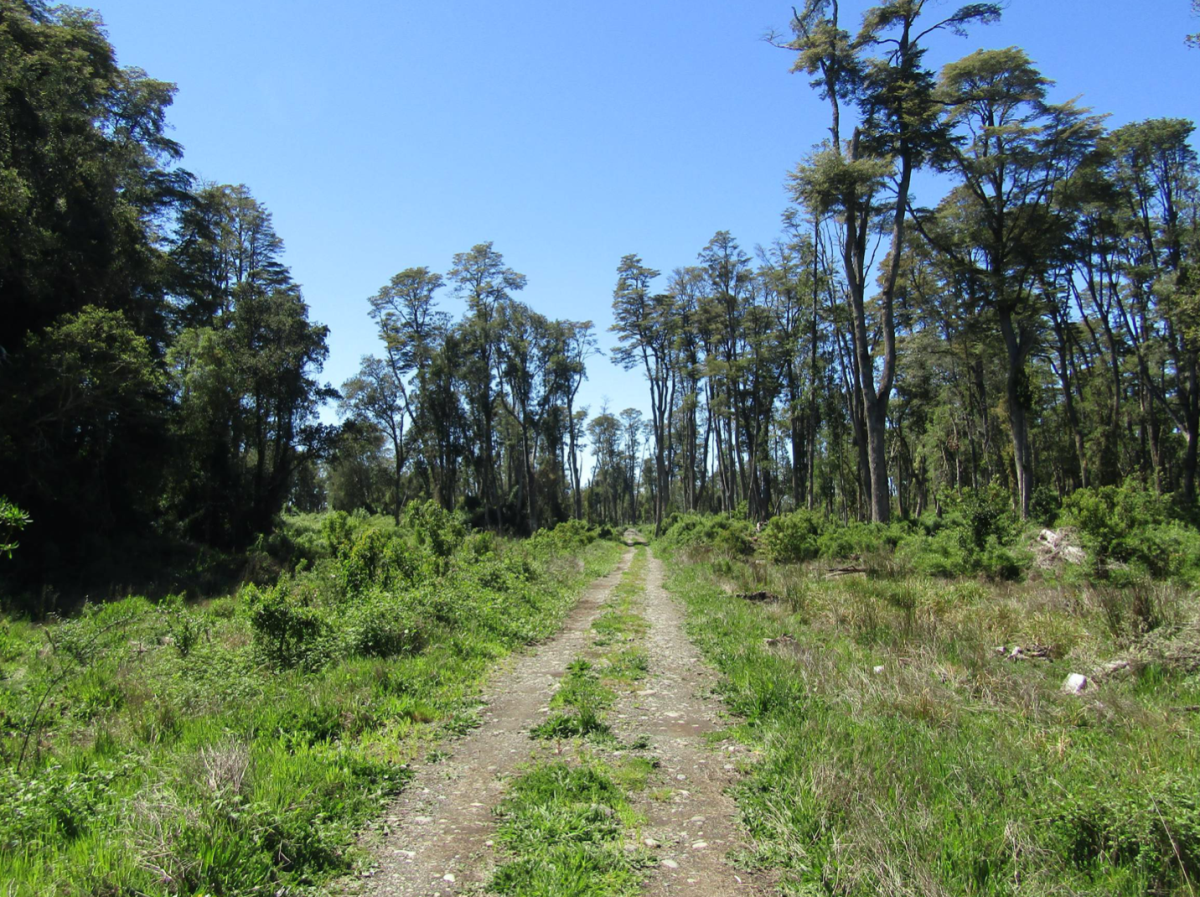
(95, 0), (1198, 436)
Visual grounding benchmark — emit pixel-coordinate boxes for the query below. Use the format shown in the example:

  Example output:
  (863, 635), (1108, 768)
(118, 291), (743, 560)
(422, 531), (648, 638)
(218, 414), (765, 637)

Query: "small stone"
(643, 837), (660, 848)
(413, 816), (434, 824)
(442, 873), (456, 883)
(1062, 673), (1089, 695)
(872, 665), (885, 675)
(662, 859), (680, 869)
(676, 774), (686, 780)
(692, 841), (709, 849)
(689, 815), (705, 822)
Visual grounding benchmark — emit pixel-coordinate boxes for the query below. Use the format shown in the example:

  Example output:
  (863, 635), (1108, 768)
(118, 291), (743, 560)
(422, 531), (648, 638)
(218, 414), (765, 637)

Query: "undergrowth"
(0, 508), (624, 896)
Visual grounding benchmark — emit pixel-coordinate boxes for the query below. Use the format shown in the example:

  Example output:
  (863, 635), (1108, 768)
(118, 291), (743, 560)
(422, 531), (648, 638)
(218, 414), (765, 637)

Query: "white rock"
(1062, 673), (1089, 695)
(442, 873), (456, 883)
(662, 859), (680, 869)
(872, 665), (885, 675)
(643, 837), (660, 848)
(692, 841), (709, 849)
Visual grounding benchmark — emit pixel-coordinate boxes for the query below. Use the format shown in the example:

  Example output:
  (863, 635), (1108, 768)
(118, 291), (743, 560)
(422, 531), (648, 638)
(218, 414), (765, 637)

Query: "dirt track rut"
(346, 543), (772, 896)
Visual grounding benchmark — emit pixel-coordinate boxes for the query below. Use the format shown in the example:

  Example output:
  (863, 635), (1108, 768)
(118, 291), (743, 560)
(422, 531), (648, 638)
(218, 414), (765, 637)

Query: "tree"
(1104, 119), (1200, 501)
(167, 188), (331, 544)
(612, 255), (677, 533)
(9, 308), (167, 547)
(355, 267), (449, 521)
(448, 243), (526, 528)
(496, 302), (560, 533)
(929, 48), (1103, 518)
(341, 356), (407, 520)
(0, 2), (186, 566)
(554, 321), (597, 521)
(786, 0), (1000, 523)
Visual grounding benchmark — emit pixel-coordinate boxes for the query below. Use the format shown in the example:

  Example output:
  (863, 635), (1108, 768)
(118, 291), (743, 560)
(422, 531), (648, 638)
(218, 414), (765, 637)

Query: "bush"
(761, 510), (824, 564)
(342, 593), (426, 658)
(897, 487), (1029, 581)
(529, 519), (599, 552)
(403, 500), (467, 560)
(658, 514), (754, 556)
(244, 581), (333, 671)
(818, 521), (895, 560)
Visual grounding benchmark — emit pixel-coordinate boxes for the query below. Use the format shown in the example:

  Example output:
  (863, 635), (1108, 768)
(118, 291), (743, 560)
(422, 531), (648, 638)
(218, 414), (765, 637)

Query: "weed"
(490, 762), (645, 897)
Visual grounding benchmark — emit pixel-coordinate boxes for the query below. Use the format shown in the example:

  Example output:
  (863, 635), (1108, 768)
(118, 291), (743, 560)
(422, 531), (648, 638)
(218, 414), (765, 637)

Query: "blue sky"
(95, 0), (1199, 437)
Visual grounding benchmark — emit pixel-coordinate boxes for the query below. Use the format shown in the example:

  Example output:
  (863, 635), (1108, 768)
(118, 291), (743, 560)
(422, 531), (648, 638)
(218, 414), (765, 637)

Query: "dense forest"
(2, 0), (1199, 596)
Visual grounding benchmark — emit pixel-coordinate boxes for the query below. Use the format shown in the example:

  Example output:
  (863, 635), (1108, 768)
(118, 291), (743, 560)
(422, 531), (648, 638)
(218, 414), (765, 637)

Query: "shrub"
(403, 500), (467, 560)
(1062, 483), (1200, 578)
(244, 581), (333, 671)
(818, 521), (892, 560)
(761, 510), (823, 564)
(529, 519), (599, 552)
(342, 594), (426, 658)
(659, 513), (754, 556)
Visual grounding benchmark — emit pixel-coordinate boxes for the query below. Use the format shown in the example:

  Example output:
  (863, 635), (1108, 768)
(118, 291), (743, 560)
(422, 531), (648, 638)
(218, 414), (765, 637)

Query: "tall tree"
(612, 255), (677, 534)
(448, 243), (526, 528)
(930, 47), (1102, 518)
(787, 0), (1000, 523)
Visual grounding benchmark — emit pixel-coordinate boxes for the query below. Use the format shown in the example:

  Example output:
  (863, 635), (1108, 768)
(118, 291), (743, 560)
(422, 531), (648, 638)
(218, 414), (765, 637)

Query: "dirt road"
(346, 544), (771, 896)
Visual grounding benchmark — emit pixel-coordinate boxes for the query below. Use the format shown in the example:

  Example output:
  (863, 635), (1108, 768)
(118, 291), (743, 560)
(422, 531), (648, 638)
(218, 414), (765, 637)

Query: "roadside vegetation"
(0, 508), (622, 896)
(656, 495), (1200, 896)
(491, 544), (655, 896)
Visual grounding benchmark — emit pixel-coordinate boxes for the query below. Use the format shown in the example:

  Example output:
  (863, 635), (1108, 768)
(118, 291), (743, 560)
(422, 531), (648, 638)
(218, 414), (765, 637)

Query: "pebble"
(692, 841), (709, 849)
(414, 816), (433, 824)
(662, 859), (680, 869)
(643, 837), (660, 848)
(442, 873), (456, 883)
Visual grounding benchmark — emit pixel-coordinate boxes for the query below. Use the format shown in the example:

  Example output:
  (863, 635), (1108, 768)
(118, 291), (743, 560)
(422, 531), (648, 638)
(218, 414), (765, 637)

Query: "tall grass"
(662, 548), (1200, 896)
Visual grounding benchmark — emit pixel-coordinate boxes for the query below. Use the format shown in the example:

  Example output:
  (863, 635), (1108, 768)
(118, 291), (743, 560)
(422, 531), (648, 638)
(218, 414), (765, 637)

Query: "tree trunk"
(999, 306), (1034, 519)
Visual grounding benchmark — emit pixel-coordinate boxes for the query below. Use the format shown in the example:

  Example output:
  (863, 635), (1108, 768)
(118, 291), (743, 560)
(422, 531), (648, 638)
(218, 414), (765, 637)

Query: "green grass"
(490, 760), (649, 897)
(0, 520), (624, 896)
(661, 547), (1200, 896)
(531, 660), (618, 742)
